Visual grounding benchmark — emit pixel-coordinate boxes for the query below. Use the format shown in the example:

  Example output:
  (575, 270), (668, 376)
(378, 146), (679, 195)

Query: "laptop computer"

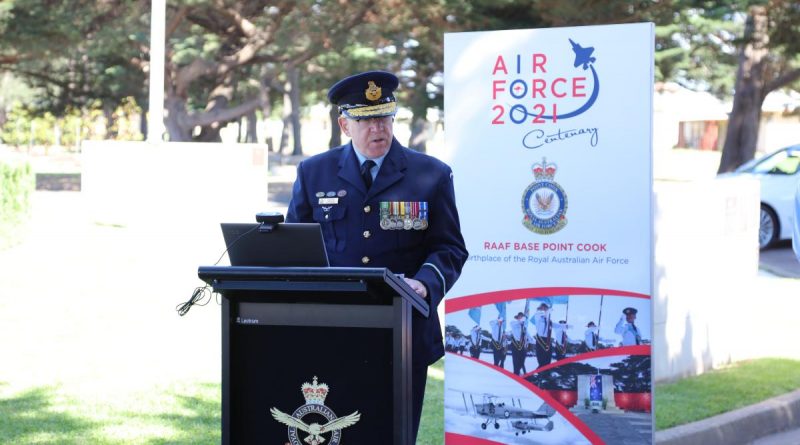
(220, 222), (330, 267)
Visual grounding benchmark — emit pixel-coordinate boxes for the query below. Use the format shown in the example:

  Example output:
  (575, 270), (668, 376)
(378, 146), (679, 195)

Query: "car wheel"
(759, 205), (779, 249)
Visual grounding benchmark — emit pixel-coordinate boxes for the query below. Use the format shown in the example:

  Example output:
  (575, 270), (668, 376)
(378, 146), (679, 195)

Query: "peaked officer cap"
(623, 307), (638, 316)
(328, 71), (399, 119)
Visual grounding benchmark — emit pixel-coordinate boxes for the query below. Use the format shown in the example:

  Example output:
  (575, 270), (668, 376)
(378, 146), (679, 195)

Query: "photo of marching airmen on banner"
(445, 294), (650, 377)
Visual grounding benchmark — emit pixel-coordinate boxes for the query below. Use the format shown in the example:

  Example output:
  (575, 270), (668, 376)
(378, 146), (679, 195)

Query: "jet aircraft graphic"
(569, 38), (596, 70)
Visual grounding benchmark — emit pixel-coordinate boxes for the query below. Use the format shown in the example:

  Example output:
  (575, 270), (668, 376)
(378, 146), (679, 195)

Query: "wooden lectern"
(198, 266), (428, 445)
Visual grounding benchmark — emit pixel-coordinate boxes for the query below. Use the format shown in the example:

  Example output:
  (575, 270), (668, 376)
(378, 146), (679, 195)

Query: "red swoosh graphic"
(446, 287), (650, 313)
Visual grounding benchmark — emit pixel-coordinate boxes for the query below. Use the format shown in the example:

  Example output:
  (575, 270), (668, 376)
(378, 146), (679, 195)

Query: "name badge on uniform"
(318, 197), (339, 205)
(379, 201), (428, 230)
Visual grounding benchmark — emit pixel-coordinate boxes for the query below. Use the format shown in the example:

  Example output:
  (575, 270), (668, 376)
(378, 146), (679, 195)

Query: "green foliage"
(656, 358), (800, 430)
(1, 0), (797, 145)
(0, 99), (143, 146)
(0, 159), (33, 249)
(0, 0), (149, 117)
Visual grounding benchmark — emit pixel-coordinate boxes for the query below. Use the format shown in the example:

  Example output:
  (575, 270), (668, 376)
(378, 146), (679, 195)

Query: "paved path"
(574, 410), (652, 445)
(759, 240), (800, 279)
(751, 427), (800, 445)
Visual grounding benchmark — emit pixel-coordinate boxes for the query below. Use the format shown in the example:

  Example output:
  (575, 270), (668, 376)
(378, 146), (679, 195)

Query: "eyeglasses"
(351, 116), (393, 130)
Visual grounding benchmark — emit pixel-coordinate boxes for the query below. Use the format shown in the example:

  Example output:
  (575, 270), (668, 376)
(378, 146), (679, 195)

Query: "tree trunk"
(287, 66), (303, 156)
(328, 105), (341, 148)
(407, 78), (431, 153)
(139, 104), (148, 140)
(103, 103), (118, 140)
(245, 109), (258, 143)
(164, 95), (192, 142)
(196, 76), (234, 142)
(717, 6), (769, 173)
(408, 116), (431, 153)
(279, 92), (291, 155)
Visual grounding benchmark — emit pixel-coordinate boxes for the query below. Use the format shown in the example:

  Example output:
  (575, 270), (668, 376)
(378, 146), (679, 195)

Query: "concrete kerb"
(655, 389), (800, 445)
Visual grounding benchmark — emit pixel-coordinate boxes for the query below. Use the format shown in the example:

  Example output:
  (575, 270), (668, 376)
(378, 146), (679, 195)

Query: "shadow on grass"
(141, 383), (221, 445)
(0, 384), (97, 445)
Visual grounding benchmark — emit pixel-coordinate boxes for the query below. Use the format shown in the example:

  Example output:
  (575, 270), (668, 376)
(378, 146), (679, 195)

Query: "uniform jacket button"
(361, 256), (370, 264)
(364, 205), (371, 213)
(363, 230), (371, 238)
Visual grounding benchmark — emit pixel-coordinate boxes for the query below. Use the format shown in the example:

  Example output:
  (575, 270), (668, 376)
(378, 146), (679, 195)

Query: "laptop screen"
(220, 222), (330, 267)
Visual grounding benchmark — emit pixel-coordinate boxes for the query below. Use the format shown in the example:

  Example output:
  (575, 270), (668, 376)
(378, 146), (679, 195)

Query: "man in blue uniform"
(286, 70), (468, 441)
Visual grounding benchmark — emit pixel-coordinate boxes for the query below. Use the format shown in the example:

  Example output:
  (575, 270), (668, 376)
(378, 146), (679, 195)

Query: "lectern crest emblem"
(270, 376), (361, 445)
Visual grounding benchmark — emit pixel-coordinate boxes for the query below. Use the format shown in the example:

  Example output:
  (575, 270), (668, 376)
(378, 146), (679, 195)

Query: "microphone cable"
(176, 223), (262, 316)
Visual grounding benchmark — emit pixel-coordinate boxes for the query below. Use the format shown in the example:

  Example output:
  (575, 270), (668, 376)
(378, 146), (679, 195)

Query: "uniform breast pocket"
(313, 205), (347, 252)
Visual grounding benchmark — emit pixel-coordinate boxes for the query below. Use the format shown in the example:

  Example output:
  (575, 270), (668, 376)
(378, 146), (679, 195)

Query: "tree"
(608, 356), (651, 392)
(718, 1), (800, 172)
(161, 0), (379, 149)
(526, 362), (599, 390)
(376, 0), (470, 153)
(0, 0), (150, 135)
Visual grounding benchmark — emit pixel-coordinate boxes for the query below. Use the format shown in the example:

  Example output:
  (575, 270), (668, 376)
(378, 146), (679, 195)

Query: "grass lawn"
(4, 356), (800, 441)
(656, 358), (800, 430)
(0, 382), (220, 445)
(418, 359), (444, 445)
(0, 360), (445, 445)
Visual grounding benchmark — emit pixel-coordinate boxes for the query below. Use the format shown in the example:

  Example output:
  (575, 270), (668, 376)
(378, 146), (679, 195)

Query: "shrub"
(0, 160), (34, 248)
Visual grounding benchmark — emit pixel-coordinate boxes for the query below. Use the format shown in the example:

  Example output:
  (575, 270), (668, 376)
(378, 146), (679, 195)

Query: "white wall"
(81, 141), (270, 233)
(652, 176), (764, 382)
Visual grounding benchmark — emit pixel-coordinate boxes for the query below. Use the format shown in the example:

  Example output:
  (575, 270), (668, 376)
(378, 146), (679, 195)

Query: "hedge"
(0, 160), (34, 248)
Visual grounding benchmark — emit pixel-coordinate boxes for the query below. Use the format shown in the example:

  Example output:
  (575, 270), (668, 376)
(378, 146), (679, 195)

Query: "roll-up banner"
(443, 23), (654, 445)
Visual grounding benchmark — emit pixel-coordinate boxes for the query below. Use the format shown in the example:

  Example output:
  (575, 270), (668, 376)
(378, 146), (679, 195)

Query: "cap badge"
(365, 81), (382, 101)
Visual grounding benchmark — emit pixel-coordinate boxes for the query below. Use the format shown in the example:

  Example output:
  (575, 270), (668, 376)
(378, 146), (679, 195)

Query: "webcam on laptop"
(255, 212), (284, 233)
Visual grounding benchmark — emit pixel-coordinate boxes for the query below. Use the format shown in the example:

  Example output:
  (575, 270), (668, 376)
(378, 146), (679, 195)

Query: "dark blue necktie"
(361, 160), (376, 189)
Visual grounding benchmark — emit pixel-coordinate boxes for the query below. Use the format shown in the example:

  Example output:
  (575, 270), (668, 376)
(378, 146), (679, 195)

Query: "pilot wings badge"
(522, 158), (568, 235)
(271, 376), (360, 445)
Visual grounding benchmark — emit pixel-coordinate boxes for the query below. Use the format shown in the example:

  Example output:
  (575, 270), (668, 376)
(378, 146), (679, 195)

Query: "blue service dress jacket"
(286, 138), (469, 365)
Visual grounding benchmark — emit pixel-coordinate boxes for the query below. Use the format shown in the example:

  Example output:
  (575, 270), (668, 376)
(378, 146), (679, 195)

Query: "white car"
(724, 144), (800, 249)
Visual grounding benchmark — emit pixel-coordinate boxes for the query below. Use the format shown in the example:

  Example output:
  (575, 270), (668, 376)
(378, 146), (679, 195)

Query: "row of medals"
(380, 201), (428, 230)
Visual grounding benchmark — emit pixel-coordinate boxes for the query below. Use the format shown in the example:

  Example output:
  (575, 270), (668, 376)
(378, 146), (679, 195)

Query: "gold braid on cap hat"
(342, 101), (397, 118)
